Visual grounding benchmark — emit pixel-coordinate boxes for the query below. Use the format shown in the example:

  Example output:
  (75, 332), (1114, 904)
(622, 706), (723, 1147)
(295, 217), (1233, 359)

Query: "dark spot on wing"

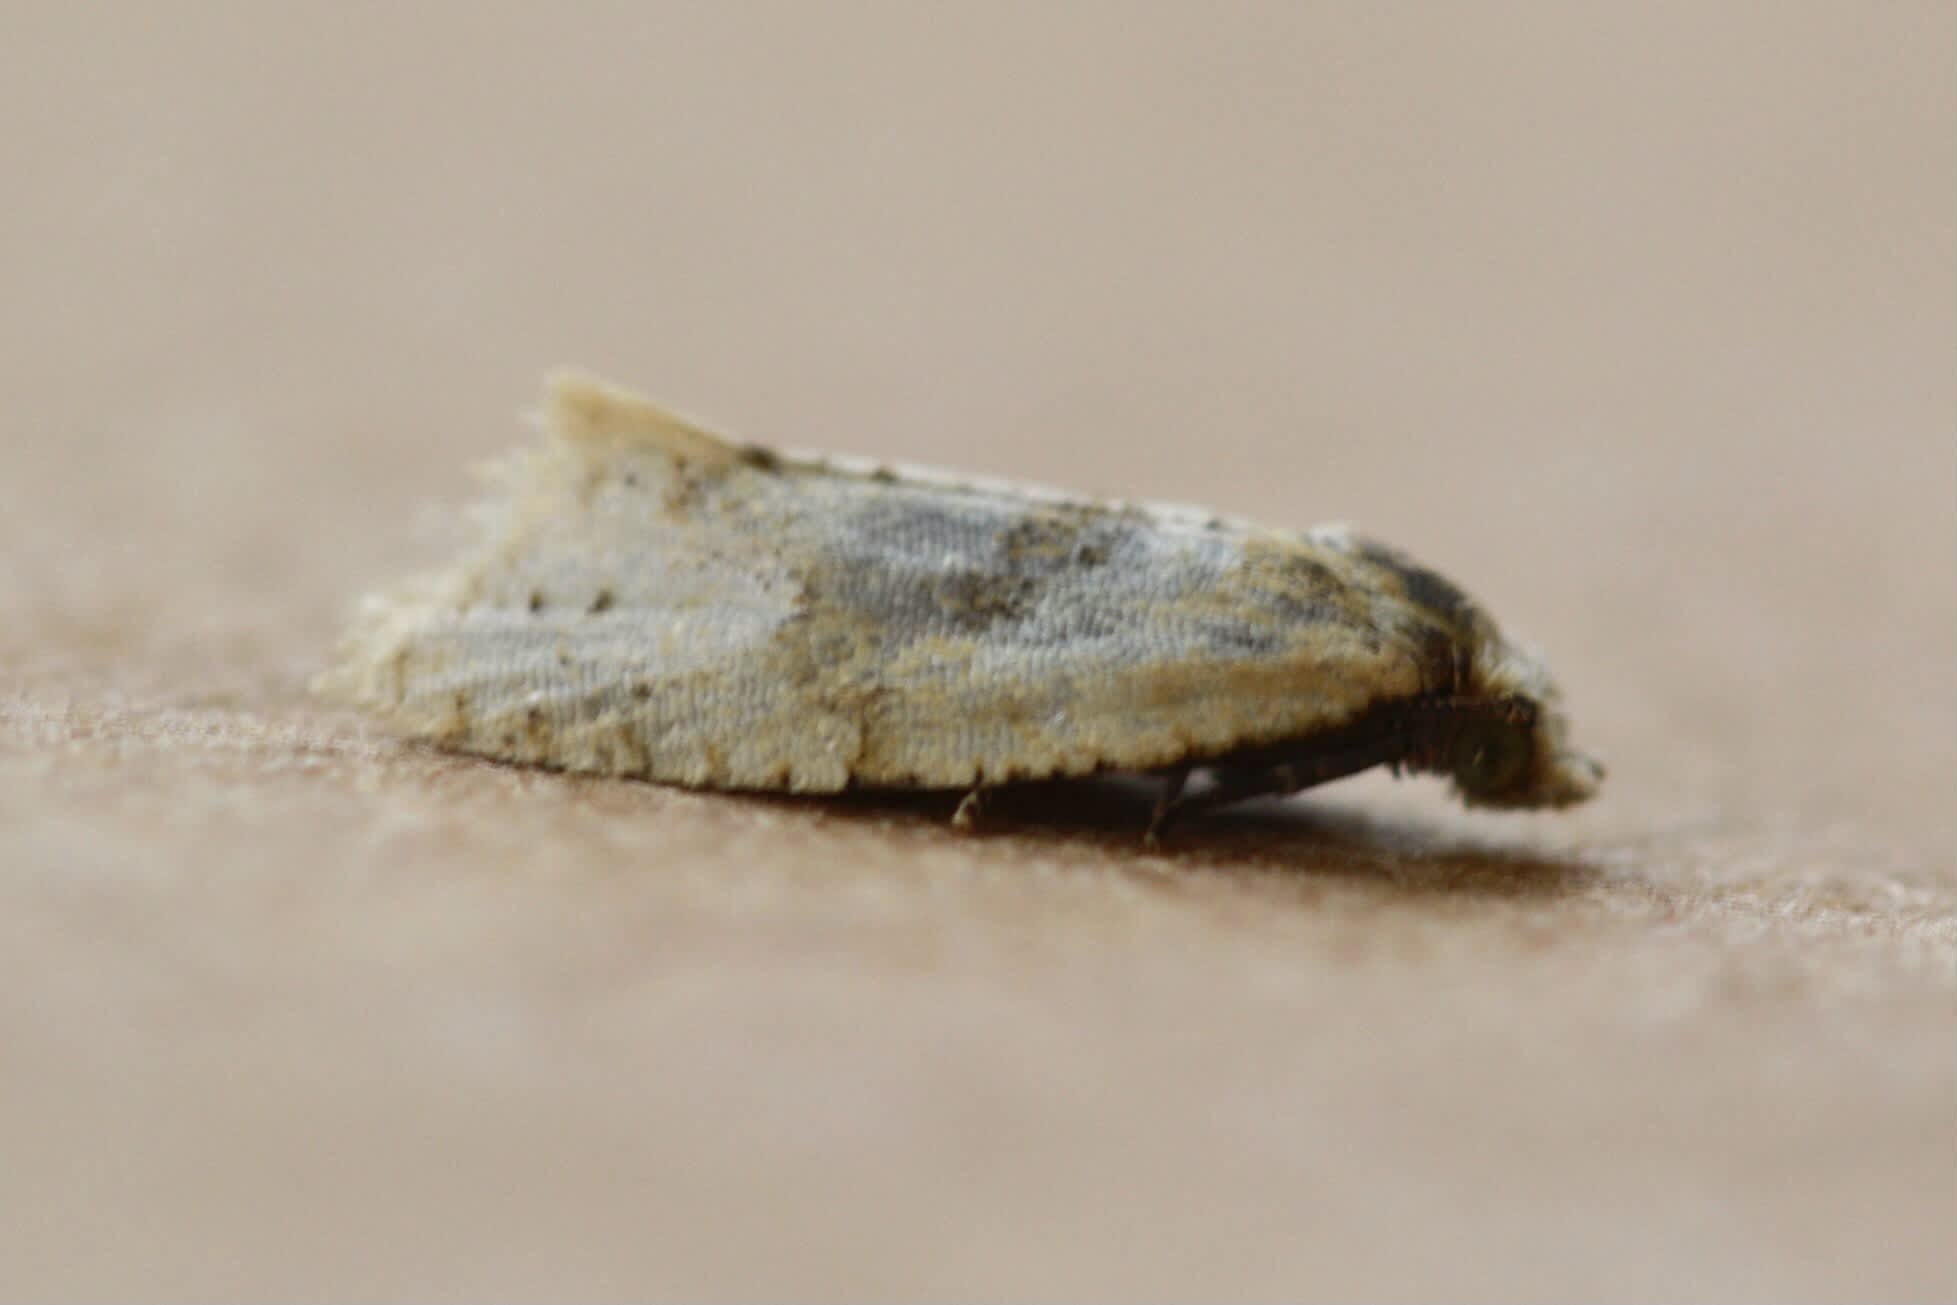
(808, 491), (1145, 639)
(1000, 514), (1081, 564)
(931, 566), (1037, 631)
(1351, 537), (1479, 630)
(1348, 537), (1482, 691)
(1257, 552), (1352, 629)
(1276, 552), (1343, 592)
(589, 588), (615, 614)
(1191, 621), (1287, 657)
(663, 471), (709, 513)
(1000, 510), (1122, 571)
(1188, 542), (1368, 657)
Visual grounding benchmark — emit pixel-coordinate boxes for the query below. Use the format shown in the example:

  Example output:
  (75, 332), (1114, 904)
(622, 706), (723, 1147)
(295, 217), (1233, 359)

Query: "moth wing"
(318, 377), (865, 790)
(321, 375), (1447, 791)
(767, 476), (1441, 788)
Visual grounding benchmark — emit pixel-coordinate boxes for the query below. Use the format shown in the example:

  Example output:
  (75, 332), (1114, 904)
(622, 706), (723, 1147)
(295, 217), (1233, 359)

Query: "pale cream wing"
(320, 375), (1444, 791)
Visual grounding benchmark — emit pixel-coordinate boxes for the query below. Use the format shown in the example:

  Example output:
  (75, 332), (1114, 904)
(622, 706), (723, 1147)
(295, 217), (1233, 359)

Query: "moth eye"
(1454, 723), (1531, 796)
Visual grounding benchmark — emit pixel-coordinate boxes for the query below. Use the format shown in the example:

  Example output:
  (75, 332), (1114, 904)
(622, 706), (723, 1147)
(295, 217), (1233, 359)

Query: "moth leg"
(1162, 732), (1406, 827)
(1143, 767), (1192, 849)
(950, 787), (987, 832)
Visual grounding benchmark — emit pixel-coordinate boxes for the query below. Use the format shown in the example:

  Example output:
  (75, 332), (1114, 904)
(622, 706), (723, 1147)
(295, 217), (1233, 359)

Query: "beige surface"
(3, 3), (1952, 1300)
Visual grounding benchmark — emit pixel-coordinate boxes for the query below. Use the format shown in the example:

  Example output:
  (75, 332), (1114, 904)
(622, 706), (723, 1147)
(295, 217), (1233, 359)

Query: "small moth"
(319, 372), (1602, 837)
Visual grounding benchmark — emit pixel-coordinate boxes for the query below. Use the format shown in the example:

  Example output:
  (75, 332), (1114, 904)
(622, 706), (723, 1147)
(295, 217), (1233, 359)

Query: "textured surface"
(323, 374), (1597, 803)
(3, 3), (1953, 1301)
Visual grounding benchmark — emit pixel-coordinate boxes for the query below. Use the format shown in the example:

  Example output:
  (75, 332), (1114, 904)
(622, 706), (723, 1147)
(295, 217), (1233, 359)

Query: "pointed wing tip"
(537, 368), (740, 467)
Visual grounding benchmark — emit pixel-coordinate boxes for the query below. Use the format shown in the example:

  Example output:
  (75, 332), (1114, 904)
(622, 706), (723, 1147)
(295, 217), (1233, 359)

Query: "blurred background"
(5, 1), (1950, 841)
(2, 3), (1951, 1299)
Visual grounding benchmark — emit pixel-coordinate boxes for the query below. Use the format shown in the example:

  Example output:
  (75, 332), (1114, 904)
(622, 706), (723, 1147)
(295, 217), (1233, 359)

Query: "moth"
(319, 372), (1602, 838)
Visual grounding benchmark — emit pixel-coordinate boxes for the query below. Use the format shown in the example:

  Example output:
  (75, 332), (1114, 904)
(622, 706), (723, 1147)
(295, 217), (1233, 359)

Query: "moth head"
(1444, 708), (1536, 802)
(1451, 637), (1604, 808)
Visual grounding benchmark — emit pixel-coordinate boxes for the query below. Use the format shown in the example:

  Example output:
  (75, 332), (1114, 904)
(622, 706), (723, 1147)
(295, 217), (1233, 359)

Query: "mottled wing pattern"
(321, 378), (1455, 791)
